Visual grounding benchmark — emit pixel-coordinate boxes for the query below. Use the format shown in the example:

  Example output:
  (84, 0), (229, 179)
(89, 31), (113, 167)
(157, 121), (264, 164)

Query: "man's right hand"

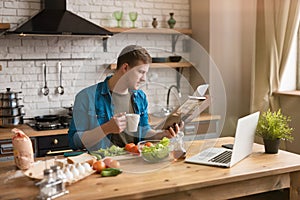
(101, 112), (127, 135)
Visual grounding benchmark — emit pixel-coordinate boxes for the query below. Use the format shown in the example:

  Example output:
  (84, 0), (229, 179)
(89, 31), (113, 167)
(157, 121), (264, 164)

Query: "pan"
(24, 115), (59, 122)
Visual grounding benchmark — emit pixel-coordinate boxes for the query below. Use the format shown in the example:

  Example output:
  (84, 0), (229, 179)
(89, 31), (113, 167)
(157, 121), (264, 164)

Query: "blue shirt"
(68, 76), (151, 151)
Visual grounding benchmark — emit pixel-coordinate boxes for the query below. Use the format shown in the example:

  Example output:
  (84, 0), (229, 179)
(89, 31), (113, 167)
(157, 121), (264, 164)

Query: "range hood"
(8, 0), (112, 37)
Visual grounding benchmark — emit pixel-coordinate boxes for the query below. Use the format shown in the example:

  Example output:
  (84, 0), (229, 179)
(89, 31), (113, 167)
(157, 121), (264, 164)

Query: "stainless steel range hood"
(8, 0), (112, 38)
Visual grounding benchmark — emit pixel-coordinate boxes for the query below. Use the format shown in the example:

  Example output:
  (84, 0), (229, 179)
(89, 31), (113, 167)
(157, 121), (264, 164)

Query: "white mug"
(126, 113), (140, 132)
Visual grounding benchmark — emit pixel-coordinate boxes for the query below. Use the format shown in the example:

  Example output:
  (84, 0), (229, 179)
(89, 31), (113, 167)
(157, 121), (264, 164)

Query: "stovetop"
(26, 116), (71, 131)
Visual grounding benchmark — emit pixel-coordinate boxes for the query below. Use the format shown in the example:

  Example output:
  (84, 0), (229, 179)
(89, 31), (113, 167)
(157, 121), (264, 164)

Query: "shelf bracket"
(103, 38), (108, 52)
(171, 34), (180, 53)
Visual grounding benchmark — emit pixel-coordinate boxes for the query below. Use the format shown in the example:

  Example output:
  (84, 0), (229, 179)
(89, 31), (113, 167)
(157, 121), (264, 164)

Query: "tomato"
(108, 160), (120, 168)
(145, 142), (153, 147)
(125, 143), (135, 152)
(103, 158), (113, 168)
(131, 145), (139, 154)
(92, 160), (106, 173)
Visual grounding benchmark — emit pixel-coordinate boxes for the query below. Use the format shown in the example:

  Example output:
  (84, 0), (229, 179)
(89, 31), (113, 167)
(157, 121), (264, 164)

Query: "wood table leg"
(290, 171), (300, 200)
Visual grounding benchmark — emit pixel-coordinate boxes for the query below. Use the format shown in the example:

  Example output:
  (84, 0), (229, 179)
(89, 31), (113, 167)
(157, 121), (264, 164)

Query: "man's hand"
(161, 121), (184, 138)
(102, 112), (127, 135)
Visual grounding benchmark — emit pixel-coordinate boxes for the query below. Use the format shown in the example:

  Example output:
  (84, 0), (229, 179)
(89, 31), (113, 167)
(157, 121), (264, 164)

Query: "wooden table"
(1, 137), (300, 200)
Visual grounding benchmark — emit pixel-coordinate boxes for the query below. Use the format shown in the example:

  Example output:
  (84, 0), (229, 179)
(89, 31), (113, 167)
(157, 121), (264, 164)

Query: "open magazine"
(154, 95), (211, 130)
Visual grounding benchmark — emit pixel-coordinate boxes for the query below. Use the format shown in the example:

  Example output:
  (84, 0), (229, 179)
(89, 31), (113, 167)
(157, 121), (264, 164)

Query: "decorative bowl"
(168, 55), (182, 62)
(138, 139), (171, 163)
(152, 57), (169, 63)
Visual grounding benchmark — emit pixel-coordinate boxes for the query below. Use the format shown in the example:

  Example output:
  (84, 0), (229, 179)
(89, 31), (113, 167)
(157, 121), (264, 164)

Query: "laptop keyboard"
(208, 150), (232, 164)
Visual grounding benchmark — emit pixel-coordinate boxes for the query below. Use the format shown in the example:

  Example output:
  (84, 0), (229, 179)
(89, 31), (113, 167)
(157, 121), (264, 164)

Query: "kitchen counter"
(0, 124), (68, 140)
(1, 137), (300, 200)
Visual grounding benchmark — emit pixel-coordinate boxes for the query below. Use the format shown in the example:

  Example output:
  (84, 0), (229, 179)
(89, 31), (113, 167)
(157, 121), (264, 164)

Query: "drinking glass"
(129, 12), (138, 28)
(113, 11), (123, 27)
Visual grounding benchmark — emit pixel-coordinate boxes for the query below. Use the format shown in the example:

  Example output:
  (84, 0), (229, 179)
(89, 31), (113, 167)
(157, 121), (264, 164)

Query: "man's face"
(126, 61), (149, 90)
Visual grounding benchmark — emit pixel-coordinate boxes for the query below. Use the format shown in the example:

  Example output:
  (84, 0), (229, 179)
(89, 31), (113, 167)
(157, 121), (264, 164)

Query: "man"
(68, 45), (182, 151)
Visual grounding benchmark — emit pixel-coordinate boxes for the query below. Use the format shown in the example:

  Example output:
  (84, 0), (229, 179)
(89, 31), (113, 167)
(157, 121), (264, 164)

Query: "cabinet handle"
(53, 139), (59, 144)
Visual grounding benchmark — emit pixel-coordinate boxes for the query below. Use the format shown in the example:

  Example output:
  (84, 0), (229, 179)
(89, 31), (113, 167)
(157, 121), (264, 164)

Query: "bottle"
(167, 13), (176, 29)
(172, 131), (186, 161)
(152, 18), (158, 28)
(38, 169), (57, 199)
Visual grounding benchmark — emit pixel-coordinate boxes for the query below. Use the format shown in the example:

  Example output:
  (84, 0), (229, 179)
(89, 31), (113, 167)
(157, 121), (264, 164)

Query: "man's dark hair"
(116, 45), (151, 70)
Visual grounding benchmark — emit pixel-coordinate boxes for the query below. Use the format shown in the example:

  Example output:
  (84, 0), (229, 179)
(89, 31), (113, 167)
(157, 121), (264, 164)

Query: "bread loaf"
(67, 153), (96, 166)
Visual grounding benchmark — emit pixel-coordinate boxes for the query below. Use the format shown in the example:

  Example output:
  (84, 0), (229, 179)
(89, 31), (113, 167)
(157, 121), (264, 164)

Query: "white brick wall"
(0, 0), (191, 117)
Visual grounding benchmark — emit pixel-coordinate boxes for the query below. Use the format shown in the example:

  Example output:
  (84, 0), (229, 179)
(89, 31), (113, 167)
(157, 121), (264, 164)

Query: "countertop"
(0, 113), (220, 141)
(1, 137), (300, 200)
(0, 124), (68, 140)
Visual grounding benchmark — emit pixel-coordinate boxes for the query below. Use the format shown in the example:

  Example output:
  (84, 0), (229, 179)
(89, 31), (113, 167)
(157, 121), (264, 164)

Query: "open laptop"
(185, 112), (260, 168)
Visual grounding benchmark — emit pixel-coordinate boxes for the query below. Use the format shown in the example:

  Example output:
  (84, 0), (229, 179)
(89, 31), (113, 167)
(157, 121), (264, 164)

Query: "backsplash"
(0, 0), (191, 117)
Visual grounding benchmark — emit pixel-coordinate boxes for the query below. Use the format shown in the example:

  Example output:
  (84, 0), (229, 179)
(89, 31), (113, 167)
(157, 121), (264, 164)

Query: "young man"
(68, 45), (182, 151)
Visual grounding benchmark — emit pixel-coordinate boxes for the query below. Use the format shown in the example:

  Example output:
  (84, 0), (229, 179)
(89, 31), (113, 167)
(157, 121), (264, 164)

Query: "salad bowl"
(138, 138), (171, 163)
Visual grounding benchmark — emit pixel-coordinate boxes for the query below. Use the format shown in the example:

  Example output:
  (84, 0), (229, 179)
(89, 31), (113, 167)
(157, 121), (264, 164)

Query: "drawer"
(0, 138), (37, 161)
(37, 134), (69, 150)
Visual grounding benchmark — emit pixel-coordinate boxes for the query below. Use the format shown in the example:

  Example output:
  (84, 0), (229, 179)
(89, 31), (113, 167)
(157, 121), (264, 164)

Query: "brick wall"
(0, 0), (191, 117)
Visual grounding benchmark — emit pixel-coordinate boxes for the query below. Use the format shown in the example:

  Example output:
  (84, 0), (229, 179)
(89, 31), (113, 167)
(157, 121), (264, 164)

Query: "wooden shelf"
(105, 27), (192, 35)
(0, 23), (10, 35)
(0, 23), (10, 30)
(110, 62), (192, 70)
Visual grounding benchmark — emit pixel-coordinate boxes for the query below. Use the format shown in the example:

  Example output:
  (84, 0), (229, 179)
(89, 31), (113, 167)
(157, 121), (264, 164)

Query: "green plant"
(256, 109), (294, 141)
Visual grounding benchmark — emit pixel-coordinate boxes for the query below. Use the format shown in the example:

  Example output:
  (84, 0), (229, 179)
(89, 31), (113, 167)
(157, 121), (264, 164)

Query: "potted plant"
(256, 109), (294, 154)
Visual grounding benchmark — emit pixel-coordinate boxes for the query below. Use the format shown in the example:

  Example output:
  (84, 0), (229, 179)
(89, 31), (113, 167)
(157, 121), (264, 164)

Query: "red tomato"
(131, 145), (139, 154)
(92, 160), (106, 173)
(108, 160), (120, 168)
(125, 143), (135, 152)
(145, 142), (153, 147)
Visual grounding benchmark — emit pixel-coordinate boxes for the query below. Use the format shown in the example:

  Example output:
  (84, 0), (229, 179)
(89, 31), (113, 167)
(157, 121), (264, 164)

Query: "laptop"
(188, 84), (209, 100)
(185, 111), (260, 168)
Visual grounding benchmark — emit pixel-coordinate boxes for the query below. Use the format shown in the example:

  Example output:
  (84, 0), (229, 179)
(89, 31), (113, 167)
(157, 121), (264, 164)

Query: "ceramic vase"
(152, 18), (158, 28)
(168, 13), (176, 29)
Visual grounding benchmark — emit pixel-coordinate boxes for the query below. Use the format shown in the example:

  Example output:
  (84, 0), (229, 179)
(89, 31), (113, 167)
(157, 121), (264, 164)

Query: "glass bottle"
(38, 169), (57, 199)
(172, 131), (186, 161)
(167, 13), (176, 29)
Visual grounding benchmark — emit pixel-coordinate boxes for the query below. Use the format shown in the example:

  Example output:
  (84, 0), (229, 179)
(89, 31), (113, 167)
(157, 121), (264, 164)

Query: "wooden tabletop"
(1, 137), (300, 199)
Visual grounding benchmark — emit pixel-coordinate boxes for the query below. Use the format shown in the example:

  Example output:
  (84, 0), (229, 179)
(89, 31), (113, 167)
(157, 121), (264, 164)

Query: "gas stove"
(27, 115), (71, 131)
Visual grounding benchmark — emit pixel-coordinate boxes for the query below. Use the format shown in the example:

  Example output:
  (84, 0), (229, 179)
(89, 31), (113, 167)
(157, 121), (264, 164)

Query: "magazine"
(154, 95), (211, 130)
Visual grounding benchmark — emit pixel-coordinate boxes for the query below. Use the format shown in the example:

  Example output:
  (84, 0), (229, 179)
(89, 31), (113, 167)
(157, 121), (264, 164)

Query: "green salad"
(140, 137), (170, 163)
(90, 145), (127, 159)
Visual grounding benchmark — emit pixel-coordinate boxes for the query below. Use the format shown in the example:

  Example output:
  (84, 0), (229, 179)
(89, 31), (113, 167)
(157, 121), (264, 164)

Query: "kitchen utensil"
(0, 106), (24, 116)
(113, 11), (123, 28)
(0, 88), (22, 99)
(0, 115), (23, 126)
(129, 12), (138, 28)
(0, 98), (21, 108)
(34, 115), (59, 122)
(42, 63), (49, 96)
(57, 62), (64, 95)
(63, 106), (73, 116)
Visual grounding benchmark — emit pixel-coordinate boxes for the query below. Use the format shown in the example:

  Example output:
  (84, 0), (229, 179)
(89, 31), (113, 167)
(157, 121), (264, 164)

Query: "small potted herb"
(256, 109), (294, 154)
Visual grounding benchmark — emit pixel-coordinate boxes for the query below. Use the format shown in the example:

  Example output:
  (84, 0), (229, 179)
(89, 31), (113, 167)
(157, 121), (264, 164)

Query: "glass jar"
(172, 131), (186, 161)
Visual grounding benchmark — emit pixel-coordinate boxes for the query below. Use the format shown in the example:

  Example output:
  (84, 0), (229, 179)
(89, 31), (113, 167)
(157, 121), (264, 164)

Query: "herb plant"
(256, 109), (294, 141)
